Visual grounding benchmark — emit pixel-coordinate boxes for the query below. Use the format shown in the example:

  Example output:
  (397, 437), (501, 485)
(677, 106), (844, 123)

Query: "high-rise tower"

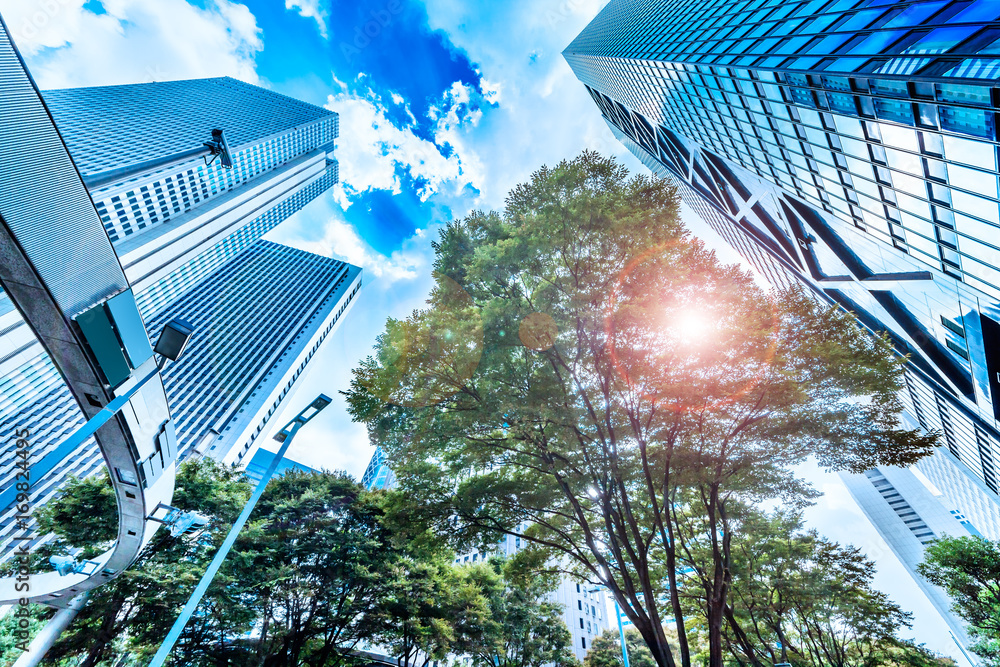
(567, 0), (1000, 533)
(839, 465), (976, 651)
(0, 77), (355, 553)
(567, 1), (1000, 655)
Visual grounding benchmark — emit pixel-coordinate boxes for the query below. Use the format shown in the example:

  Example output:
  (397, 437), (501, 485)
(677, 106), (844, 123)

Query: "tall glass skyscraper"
(361, 447), (396, 490)
(568, 1), (1000, 654)
(0, 77), (357, 553)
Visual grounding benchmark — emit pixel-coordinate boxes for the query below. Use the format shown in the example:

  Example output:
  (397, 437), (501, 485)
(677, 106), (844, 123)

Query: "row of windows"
(572, 0), (1000, 80)
(234, 275), (360, 461)
(143, 242), (348, 459)
(97, 122), (335, 243)
(135, 168), (339, 319)
(582, 59), (1000, 297)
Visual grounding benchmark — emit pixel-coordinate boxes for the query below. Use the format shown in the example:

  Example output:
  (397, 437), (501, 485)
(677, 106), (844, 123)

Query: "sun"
(668, 310), (713, 346)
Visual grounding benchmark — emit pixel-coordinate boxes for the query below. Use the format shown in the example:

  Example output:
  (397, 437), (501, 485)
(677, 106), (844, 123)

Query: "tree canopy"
(17, 461), (580, 667)
(584, 628), (659, 667)
(919, 535), (1000, 665)
(344, 151), (937, 667)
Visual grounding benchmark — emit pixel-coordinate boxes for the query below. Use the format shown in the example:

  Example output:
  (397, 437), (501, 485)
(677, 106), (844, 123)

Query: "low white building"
(455, 528), (611, 661)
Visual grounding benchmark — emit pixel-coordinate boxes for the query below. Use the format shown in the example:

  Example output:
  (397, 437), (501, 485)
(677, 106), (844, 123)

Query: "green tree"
(0, 604), (53, 666)
(585, 628), (658, 667)
(33, 464), (408, 667)
(376, 550), (492, 667)
(39, 458), (252, 667)
(216, 471), (400, 667)
(344, 152), (936, 667)
(454, 558), (577, 667)
(722, 509), (952, 667)
(918, 535), (1000, 665)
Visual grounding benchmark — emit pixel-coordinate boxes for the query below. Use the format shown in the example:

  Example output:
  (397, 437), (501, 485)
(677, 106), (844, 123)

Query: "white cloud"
(413, 0), (642, 211)
(295, 211), (427, 285)
(0, 0), (262, 88)
(480, 76), (503, 105)
(285, 0), (328, 39)
(325, 86), (485, 205)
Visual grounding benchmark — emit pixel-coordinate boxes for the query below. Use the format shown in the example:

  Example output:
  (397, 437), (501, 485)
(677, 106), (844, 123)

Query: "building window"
(582, 638), (587, 649)
(580, 618), (584, 629)
(578, 600), (583, 610)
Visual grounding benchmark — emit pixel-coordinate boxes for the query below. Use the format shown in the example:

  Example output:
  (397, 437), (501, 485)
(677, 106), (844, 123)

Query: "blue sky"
(0, 0), (965, 659)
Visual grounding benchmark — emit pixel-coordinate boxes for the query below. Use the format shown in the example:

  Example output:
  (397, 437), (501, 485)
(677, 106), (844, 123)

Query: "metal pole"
(148, 420), (303, 667)
(615, 599), (630, 667)
(11, 594), (89, 667)
(0, 366), (160, 513)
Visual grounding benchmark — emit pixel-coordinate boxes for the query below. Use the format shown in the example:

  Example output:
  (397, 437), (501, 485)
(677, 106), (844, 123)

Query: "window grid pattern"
(0, 356), (103, 556)
(134, 167), (340, 319)
(573, 60), (1000, 290)
(94, 123), (335, 243)
(569, 0), (1000, 79)
(228, 275), (361, 463)
(362, 446), (397, 490)
(568, 2), (1000, 515)
(44, 77), (337, 175)
(142, 241), (354, 461)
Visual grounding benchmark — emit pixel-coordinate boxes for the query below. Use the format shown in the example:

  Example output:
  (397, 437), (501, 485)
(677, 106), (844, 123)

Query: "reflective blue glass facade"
(361, 447), (396, 490)
(243, 448), (317, 487)
(566, 0), (1000, 535)
(144, 241), (361, 463)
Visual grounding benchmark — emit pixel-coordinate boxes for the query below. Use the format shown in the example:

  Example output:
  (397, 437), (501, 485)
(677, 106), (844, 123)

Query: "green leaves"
(585, 628), (661, 667)
(919, 536), (1000, 666)
(455, 558), (578, 667)
(344, 151), (937, 667)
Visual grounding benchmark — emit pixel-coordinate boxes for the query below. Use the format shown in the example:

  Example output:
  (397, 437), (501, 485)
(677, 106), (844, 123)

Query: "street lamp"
(148, 394), (332, 667)
(154, 318), (195, 369)
(587, 585), (630, 667)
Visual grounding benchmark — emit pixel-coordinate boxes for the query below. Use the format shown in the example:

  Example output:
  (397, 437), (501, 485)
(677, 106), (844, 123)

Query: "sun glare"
(668, 310), (713, 346)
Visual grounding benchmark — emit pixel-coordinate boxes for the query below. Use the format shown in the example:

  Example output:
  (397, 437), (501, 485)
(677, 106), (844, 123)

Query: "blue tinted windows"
(906, 26), (979, 55)
(885, 2), (949, 28)
(951, 1), (1000, 24)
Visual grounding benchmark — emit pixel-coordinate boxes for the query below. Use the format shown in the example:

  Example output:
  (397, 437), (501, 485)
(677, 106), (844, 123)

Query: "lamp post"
(586, 586), (629, 667)
(148, 394), (332, 667)
(614, 599), (631, 667)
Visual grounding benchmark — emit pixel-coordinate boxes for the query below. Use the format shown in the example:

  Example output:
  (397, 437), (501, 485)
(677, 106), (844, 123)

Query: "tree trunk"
(706, 601), (724, 667)
(79, 598), (126, 667)
(722, 604), (763, 667)
(664, 529), (691, 667)
(614, 591), (676, 667)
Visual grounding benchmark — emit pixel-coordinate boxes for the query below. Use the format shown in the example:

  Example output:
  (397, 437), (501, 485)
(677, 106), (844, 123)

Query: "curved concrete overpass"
(0, 16), (177, 607)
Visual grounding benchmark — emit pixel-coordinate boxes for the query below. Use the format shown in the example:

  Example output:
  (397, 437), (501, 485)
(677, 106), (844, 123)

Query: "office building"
(360, 446), (396, 490)
(0, 76), (353, 552)
(145, 240), (361, 464)
(840, 465), (976, 652)
(243, 447), (318, 487)
(566, 1), (1000, 655)
(361, 448), (610, 660)
(566, 0), (1000, 635)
